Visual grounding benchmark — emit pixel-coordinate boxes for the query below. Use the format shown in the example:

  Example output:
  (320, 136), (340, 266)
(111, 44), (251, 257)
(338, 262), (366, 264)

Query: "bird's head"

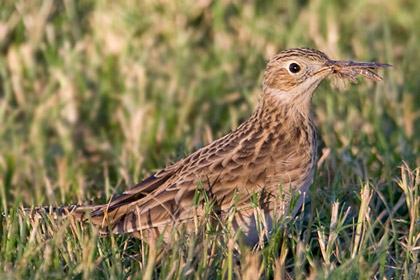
(262, 48), (390, 110)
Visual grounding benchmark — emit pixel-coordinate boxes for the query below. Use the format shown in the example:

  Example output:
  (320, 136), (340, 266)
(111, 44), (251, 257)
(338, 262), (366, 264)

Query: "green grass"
(1, 0), (420, 278)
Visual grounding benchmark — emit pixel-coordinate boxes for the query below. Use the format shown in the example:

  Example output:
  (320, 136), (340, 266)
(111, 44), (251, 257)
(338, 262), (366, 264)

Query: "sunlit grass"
(0, 0), (420, 278)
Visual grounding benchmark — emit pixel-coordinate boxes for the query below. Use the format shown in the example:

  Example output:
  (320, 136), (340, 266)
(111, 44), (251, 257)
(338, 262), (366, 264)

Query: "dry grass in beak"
(331, 60), (392, 83)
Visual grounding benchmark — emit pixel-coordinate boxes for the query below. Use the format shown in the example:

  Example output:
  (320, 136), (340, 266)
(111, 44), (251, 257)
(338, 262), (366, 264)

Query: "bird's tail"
(0, 204), (124, 236)
(19, 205), (103, 223)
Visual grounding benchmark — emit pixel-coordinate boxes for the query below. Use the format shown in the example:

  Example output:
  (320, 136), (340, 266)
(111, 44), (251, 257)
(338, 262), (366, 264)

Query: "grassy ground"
(0, 0), (420, 279)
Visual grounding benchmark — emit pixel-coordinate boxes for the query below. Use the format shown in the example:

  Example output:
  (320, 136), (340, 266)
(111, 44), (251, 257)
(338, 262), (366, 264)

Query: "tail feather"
(22, 205), (103, 222)
(2, 204), (131, 235)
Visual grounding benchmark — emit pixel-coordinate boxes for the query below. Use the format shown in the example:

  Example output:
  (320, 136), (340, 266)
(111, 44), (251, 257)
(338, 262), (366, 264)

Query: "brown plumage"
(26, 48), (390, 245)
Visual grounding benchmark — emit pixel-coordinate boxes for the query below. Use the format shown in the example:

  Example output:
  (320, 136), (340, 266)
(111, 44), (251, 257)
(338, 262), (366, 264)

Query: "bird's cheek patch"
(267, 68), (297, 91)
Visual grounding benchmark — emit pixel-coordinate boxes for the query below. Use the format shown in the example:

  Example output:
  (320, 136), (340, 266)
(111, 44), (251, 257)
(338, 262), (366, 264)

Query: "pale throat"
(261, 84), (318, 121)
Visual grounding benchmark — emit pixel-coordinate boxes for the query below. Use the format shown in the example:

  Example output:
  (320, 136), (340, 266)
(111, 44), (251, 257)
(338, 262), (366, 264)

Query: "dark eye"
(289, 63), (301, 73)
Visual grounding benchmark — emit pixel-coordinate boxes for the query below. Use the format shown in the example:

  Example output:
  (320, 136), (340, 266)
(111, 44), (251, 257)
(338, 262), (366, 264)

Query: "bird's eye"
(289, 63), (301, 73)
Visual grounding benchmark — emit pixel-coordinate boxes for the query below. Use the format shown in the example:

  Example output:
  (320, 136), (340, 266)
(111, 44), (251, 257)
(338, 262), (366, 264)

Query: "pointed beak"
(313, 59), (391, 83)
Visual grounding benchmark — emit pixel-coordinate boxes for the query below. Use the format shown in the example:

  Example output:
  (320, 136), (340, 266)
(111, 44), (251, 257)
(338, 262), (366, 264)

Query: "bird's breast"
(264, 117), (317, 196)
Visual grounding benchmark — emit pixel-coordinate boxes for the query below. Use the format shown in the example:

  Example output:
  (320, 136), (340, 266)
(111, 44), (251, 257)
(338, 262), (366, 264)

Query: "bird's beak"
(313, 59), (391, 83)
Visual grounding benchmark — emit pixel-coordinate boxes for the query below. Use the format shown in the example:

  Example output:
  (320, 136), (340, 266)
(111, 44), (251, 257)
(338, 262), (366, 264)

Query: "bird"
(26, 48), (390, 245)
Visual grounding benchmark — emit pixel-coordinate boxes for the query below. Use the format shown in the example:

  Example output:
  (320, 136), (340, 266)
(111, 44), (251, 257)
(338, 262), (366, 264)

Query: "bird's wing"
(90, 159), (184, 217)
(90, 123), (275, 235)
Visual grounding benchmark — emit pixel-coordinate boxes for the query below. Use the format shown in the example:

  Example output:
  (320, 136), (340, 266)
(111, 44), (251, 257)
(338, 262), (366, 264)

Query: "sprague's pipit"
(27, 48), (390, 245)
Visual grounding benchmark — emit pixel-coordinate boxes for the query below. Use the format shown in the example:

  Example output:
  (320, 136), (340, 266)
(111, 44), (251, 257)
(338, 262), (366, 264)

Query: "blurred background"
(0, 0), (418, 212)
